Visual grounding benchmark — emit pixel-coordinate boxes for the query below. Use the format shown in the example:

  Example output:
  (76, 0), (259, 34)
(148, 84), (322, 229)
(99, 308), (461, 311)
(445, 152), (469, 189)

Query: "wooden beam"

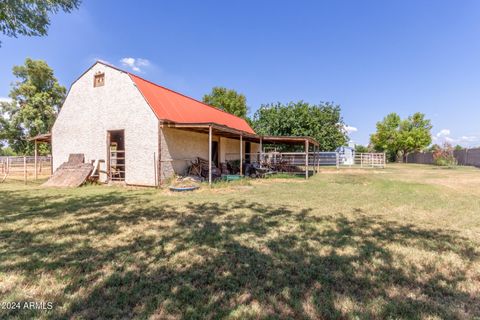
(158, 122), (163, 187)
(34, 140), (38, 180)
(208, 125), (212, 186)
(305, 139), (309, 179)
(259, 136), (263, 162)
(240, 135), (243, 176)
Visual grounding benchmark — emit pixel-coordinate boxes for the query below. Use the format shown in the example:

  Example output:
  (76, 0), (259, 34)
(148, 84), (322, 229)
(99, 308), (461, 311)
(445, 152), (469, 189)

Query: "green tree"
(202, 87), (248, 119)
(0, 58), (66, 155)
(0, 0), (81, 45)
(398, 112), (432, 162)
(454, 144), (463, 151)
(370, 112), (432, 162)
(0, 144), (16, 156)
(370, 113), (402, 161)
(355, 144), (370, 153)
(252, 101), (348, 151)
(427, 144), (441, 152)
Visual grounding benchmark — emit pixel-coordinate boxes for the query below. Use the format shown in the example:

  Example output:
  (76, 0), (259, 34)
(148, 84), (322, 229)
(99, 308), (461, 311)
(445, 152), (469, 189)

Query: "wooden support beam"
(240, 135), (243, 176)
(305, 139), (309, 179)
(259, 137), (263, 162)
(208, 125), (212, 186)
(34, 140), (38, 180)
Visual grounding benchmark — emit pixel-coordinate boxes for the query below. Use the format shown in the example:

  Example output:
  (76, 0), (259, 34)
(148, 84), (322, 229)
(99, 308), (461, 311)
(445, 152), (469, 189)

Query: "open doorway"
(245, 142), (251, 163)
(107, 130), (125, 181)
(212, 141), (219, 167)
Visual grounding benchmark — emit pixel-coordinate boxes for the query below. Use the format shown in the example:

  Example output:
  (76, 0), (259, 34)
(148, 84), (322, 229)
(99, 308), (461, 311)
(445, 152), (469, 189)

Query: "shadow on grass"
(0, 191), (479, 319)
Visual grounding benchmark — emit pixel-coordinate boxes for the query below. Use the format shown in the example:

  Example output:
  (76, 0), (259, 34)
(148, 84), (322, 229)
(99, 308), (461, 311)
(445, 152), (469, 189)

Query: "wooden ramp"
(43, 154), (94, 187)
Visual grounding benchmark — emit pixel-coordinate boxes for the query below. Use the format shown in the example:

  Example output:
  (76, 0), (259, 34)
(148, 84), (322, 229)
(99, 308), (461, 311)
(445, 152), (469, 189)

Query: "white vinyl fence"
(226, 151), (386, 170)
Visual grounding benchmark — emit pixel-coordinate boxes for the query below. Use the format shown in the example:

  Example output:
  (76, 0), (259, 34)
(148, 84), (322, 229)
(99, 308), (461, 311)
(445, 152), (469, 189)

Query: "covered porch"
(161, 121), (320, 185)
(28, 133), (53, 180)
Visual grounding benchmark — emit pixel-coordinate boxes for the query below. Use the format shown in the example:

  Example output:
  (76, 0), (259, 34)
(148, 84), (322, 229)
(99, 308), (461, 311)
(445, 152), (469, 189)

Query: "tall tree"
(202, 87), (248, 119)
(252, 101), (348, 151)
(0, 58), (66, 154)
(0, 0), (81, 46)
(370, 112), (432, 161)
(398, 112), (432, 161)
(369, 113), (402, 161)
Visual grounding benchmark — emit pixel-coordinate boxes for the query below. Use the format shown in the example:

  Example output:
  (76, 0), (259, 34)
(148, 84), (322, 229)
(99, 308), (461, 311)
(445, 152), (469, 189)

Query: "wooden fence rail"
(0, 156), (52, 183)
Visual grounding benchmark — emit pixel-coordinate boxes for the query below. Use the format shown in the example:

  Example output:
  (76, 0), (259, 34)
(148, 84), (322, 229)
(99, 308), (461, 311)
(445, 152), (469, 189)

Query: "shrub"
(433, 143), (457, 167)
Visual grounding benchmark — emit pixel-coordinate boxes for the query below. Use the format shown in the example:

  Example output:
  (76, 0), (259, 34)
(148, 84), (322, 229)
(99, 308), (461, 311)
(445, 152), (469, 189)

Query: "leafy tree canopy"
(0, 58), (66, 155)
(355, 144), (371, 153)
(370, 112), (432, 161)
(202, 87), (248, 119)
(252, 101), (348, 151)
(0, 0), (81, 45)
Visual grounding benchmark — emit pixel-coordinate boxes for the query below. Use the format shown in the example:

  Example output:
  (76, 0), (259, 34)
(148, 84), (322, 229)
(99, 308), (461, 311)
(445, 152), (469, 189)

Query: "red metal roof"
(129, 74), (255, 134)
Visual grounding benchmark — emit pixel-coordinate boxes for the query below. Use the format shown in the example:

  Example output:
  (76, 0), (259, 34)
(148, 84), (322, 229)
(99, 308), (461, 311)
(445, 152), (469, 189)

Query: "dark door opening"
(245, 142), (251, 163)
(107, 130), (125, 181)
(212, 141), (219, 167)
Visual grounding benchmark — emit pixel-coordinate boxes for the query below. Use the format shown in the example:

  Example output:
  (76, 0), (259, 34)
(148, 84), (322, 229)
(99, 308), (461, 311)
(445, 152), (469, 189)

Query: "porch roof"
(161, 121), (319, 146)
(27, 133), (52, 143)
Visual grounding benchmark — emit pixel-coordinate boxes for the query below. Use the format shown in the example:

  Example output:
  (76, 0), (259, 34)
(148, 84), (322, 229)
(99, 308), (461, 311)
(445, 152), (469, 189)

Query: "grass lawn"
(1, 164), (479, 319)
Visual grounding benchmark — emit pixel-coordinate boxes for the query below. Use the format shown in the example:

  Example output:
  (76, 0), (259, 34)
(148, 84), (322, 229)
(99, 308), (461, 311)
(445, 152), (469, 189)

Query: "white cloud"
(343, 125), (358, 134)
(120, 57), (151, 73)
(0, 97), (11, 104)
(444, 136), (455, 143)
(459, 136), (477, 142)
(433, 129), (480, 147)
(436, 129), (450, 137)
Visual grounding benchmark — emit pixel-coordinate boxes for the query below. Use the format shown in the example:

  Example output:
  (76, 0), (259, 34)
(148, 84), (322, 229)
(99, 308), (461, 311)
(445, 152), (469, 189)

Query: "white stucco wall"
(52, 63), (158, 186)
(160, 127), (215, 178)
(160, 127), (260, 179)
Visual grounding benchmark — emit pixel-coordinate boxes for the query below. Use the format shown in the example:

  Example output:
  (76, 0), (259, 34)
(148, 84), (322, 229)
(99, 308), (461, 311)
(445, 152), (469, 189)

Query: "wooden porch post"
(259, 136), (263, 162)
(305, 139), (309, 179)
(240, 135), (243, 176)
(208, 125), (212, 186)
(34, 140), (38, 180)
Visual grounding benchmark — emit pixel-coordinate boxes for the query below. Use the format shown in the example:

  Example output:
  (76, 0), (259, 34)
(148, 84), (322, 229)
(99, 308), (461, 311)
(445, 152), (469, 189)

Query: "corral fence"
(225, 151), (386, 171)
(406, 148), (480, 167)
(0, 155), (52, 183)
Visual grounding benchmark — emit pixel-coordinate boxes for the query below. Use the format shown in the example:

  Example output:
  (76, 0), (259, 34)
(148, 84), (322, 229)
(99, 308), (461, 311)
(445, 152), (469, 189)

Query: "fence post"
(465, 148), (469, 166)
(34, 141), (38, 180)
(336, 152), (339, 169)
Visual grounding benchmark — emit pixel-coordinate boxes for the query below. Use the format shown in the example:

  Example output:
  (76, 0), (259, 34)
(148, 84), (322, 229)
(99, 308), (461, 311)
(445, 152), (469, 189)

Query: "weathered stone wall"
(52, 63), (159, 186)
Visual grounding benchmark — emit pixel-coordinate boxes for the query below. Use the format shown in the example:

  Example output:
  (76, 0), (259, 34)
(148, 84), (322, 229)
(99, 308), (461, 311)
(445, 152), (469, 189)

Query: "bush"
(433, 143), (457, 167)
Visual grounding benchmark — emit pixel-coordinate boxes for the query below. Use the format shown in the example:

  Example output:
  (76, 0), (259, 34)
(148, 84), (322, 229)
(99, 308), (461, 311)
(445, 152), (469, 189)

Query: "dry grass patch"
(0, 164), (479, 319)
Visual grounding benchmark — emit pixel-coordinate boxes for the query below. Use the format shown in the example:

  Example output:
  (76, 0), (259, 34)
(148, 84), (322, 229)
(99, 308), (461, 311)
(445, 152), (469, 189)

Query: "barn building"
(50, 61), (318, 186)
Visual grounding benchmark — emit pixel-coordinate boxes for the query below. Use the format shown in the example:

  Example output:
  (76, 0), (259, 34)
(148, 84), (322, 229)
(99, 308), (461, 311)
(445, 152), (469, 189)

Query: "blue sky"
(1, 0), (480, 146)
